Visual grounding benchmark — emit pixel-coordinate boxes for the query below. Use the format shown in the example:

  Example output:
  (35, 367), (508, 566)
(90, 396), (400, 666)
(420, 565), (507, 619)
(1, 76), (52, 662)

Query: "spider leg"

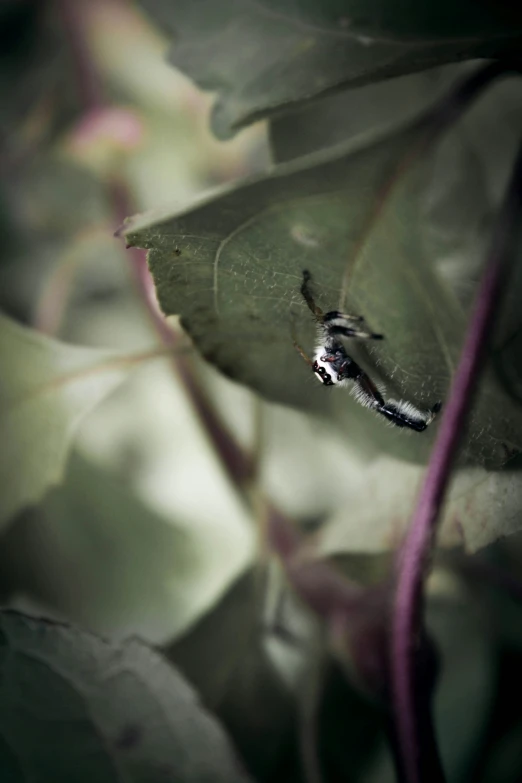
(300, 269), (324, 321)
(323, 309), (364, 324)
(324, 310), (383, 341)
(290, 318), (314, 368)
(293, 338), (314, 368)
(329, 324), (384, 341)
(343, 364), (440, 432)
(347, 369), (386, 407)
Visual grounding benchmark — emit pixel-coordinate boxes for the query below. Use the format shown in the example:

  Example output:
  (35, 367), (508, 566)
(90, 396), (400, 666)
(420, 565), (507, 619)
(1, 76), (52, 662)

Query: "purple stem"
(391, 134), (522, 783)
(57, 0), (254, 487)
(56, 0), (103, 111)
(109, 180), (255, 486)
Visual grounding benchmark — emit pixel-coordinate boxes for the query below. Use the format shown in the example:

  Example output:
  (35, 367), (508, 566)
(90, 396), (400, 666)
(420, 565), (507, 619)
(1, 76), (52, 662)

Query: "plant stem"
(110, 180), (255, 485)
(57, 0), (254, 487)
(56, 0), (103, 112)
(56, 1), (320, 583)
(391, 133), (522, 783)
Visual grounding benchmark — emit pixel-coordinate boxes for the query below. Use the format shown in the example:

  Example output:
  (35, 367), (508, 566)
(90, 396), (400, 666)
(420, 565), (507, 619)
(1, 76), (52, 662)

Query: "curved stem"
(56, 0), (104, 111)
(391, 134), (522, 783)
(57, 0), (254, 487)
(110, 179), (255, 486)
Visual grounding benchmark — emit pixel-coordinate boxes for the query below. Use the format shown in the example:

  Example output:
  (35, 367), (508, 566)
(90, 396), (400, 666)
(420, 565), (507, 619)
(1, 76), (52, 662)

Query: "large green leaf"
(137, 0), (522, 138)
(269, 65), (459, 164)
(0, 452), (253, 643)
(0, 611), (251, 782)
(171, 566), (392, 781)
(124, 119), (522, 469)
(317, 453), (522, 554)
(362, 587), (494, 782)
(0, 312), (131, 530)
(168, 569), (298, 780)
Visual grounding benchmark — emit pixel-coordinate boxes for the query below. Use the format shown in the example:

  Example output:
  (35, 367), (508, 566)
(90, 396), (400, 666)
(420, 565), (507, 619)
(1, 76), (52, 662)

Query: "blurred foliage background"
(0, 0), (268, 644)
(2, 1), (522, 782)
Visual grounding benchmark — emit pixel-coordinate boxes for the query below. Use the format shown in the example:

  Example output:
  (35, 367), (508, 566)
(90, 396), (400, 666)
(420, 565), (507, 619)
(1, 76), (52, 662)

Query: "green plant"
(1, 1), (522, 781)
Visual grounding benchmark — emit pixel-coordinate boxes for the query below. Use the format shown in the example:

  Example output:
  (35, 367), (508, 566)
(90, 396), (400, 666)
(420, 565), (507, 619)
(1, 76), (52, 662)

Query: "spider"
(293, 270), (441, 432)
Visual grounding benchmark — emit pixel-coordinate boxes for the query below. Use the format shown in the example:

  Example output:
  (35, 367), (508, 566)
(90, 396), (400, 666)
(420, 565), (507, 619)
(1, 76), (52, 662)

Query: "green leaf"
(246, 392), (522, 553)
(0, 611), (251, 783)
(315, 659), (384, 780)
(362, 586), (494, 782)
(137, 0), (522, 138)
(0, 452), (253, 643)
(167, 569), (298, 780)
(457, 78), (522, 402)
(481, 723), (522, 783)
(269, 66), (461, 163)
(0, 312), (131, 530)
(430, 592), (494, 778)
(318, 453), (522, 554)
(123, 120), (522, 469)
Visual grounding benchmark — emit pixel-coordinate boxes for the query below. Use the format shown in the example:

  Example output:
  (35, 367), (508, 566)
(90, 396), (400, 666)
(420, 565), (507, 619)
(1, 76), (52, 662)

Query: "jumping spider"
(293, 270), (441, 432)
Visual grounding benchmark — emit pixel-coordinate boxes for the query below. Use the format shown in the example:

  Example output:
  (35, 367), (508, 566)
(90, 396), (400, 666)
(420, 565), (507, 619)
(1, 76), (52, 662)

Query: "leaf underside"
(124, 120), (522, 469)
(137, 0), (522, 138)
(0, 611), (251, 782)
(0, 312), (128, 530)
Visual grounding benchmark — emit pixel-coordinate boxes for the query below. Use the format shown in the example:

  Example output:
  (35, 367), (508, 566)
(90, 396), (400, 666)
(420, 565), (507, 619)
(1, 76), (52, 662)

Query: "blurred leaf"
(454, 535), (522, 649)
(318, 455), (522, 554)
(362, 587), (494, 782)
(0, 451), (252, 643)
(270, 65), (461, 163)
(0, 610), (251, 782)
(0, 2), (58, 139)
(167, 569), (299, 780)
(429, 593), (494, 780)
(0, 312), (132, 529)
(0, 2), (74, 167)
(481, 724), (522, 783)
(1, 155), (114, 326)
(315, 660), (384, 781)
(137, 0), (522, 138)
(11, 156), (109, 237)
(124, 118), (522, 470)
(254, 377), (522, 554)
(477, 640), (522, 783)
